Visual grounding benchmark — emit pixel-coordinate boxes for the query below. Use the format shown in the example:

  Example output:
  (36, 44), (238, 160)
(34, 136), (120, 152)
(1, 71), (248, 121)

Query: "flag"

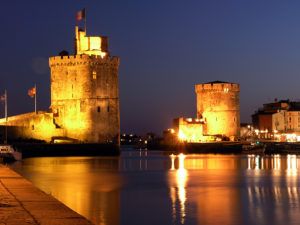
(28, 87), (36, 98)
(76, 8), (86, 21)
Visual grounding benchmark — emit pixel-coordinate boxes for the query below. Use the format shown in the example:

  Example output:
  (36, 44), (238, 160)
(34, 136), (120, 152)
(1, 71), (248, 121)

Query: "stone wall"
(0, 112), (62, 142)
(195, 82), (240, 139)
(49, 54), (120, 143)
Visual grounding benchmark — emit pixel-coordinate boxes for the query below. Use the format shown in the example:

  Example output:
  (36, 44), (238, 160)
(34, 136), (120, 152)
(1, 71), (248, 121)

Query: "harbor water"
(10, 150), (300, 225)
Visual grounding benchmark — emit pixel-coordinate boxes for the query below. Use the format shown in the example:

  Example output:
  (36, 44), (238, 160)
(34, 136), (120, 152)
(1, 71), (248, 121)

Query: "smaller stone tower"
(49, 26), (120, 144)
(195, 81), (240, 139)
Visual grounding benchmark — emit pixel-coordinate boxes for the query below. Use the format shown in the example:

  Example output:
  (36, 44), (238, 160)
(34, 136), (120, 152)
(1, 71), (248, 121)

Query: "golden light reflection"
(169, 153), (188, 224)
(287, 155), (297, 176)
(15, 157), (121, 225)
(177, 153), (187, 224)
(246, 155), (300, 176)
(170, 154), (176, 171)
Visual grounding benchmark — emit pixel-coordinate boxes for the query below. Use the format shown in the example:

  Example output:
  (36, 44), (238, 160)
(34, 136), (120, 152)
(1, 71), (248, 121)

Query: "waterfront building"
(252, 99), (300, 140)
(0, 23), (120, 144)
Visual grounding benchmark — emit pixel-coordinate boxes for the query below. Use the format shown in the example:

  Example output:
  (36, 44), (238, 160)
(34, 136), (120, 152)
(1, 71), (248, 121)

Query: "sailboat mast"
(4, 89), (7, 144)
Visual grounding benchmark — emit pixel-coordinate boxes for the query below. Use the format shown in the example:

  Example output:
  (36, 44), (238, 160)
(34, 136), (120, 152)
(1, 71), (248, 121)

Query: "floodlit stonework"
(0, 26), (120, 144)
(195, 81), (240, 139)
(165, 81), (240, 144)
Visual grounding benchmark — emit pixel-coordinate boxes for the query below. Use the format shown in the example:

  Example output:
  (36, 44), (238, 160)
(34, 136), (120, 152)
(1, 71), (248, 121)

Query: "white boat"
(0, 145), (22, 162)
(0, 91), (22, 162)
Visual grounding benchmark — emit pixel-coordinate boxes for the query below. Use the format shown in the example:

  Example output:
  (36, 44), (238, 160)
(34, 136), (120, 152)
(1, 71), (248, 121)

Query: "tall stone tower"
(49, 26), (120, 144)
(195, 81), (240, 139)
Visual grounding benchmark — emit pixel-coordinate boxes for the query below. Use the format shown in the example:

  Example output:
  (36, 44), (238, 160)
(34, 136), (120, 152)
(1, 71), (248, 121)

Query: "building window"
(92, 71), (97, 79)
(97, 106), (100, 113)
(107, 106), (110, 112)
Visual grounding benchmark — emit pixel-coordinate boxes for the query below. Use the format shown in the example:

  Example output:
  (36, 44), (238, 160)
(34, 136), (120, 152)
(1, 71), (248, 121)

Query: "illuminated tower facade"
(195, 81), (240, 139)
(49, 26), (120, 143)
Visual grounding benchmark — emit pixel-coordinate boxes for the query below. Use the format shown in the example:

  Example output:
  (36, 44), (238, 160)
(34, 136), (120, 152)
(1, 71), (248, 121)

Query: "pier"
(0, 164), (93, 225)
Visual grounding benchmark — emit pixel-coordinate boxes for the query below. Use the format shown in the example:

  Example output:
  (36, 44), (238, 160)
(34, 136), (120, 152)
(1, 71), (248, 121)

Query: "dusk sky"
(1, 1), (300, 135)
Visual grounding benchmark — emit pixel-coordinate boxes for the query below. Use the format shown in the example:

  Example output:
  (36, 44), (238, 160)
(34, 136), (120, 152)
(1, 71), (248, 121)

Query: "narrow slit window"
(92, 71), (97, 79)
(97, 106), (100, 113)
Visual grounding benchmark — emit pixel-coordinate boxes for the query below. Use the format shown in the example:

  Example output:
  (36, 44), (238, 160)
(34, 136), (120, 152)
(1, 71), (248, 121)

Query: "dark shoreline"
(13, 143), (120, 158)
(8, 141), (300, 160)
(147, 141), (300, 155)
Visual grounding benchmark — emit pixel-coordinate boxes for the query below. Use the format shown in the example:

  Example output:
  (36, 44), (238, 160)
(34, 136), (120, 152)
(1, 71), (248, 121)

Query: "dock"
(0, 164), (93, 225)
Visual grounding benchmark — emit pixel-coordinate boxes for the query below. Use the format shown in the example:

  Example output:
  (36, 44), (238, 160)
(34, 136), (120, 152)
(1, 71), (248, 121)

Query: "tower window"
(97, 106), (100, 113)
(107, 106), (110, 112)
(92, 71), (97, 79)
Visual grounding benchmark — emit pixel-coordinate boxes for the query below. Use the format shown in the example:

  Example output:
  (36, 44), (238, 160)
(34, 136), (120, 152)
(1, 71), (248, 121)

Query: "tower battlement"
(49, 55), (119, 67)
(195, 82), (240, 93)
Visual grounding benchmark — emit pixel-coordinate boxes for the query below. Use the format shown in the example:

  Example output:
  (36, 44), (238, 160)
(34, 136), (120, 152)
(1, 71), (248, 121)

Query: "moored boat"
(242, 142), (266, 155)
(0, 145), (22, 162)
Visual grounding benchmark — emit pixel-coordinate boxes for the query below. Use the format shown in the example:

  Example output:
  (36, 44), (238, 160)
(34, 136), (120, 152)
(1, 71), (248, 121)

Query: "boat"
(0, 91), (22, 162)
(0, 144), (22, 163)
(242, 142), (266, 155)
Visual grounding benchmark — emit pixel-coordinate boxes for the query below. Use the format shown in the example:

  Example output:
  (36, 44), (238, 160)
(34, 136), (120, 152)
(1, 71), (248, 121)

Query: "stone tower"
(195, 81), (240, 139)
(49, 26), (120, 144)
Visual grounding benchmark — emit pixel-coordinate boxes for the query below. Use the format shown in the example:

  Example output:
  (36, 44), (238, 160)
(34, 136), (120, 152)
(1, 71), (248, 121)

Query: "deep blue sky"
(1, 1), (300, 135)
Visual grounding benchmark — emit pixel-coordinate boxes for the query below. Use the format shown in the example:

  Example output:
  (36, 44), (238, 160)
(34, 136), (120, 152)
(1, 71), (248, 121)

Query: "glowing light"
(177, 153), (187, 224)
(168, 128), (175, 134)
(286, 133), (297, 142)
(170, 154), (176, 170)
(287, 154), (297, 176)
(177, 119), (203, 143)
(75, 26), (108, 57)
(169, 153), (188, 224)
(178, 130), (187, 141)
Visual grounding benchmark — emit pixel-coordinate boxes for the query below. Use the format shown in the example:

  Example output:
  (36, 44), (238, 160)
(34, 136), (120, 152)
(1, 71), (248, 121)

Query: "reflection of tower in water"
(19, 157), (121, 225)
(169, 153), (188, 224)
(169, 154), (241, 225)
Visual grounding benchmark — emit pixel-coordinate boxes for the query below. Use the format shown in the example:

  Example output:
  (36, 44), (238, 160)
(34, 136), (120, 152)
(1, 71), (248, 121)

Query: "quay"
(0, 164), (93, 225)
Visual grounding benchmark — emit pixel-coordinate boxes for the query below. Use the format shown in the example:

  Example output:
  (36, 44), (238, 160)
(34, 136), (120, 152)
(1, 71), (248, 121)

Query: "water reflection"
(168, 153), (300, 225)
(247, 154), (299, 174)
(10, 152), (300, 225)
(11, 157), (121, 225)
(170, 154), (188, 224)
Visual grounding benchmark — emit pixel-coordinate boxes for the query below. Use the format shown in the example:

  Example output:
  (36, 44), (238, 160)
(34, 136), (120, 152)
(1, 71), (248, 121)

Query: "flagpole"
(34, 84), (37, 114)
(4, 89), (7, 144)
(84, 8), (87, 34)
